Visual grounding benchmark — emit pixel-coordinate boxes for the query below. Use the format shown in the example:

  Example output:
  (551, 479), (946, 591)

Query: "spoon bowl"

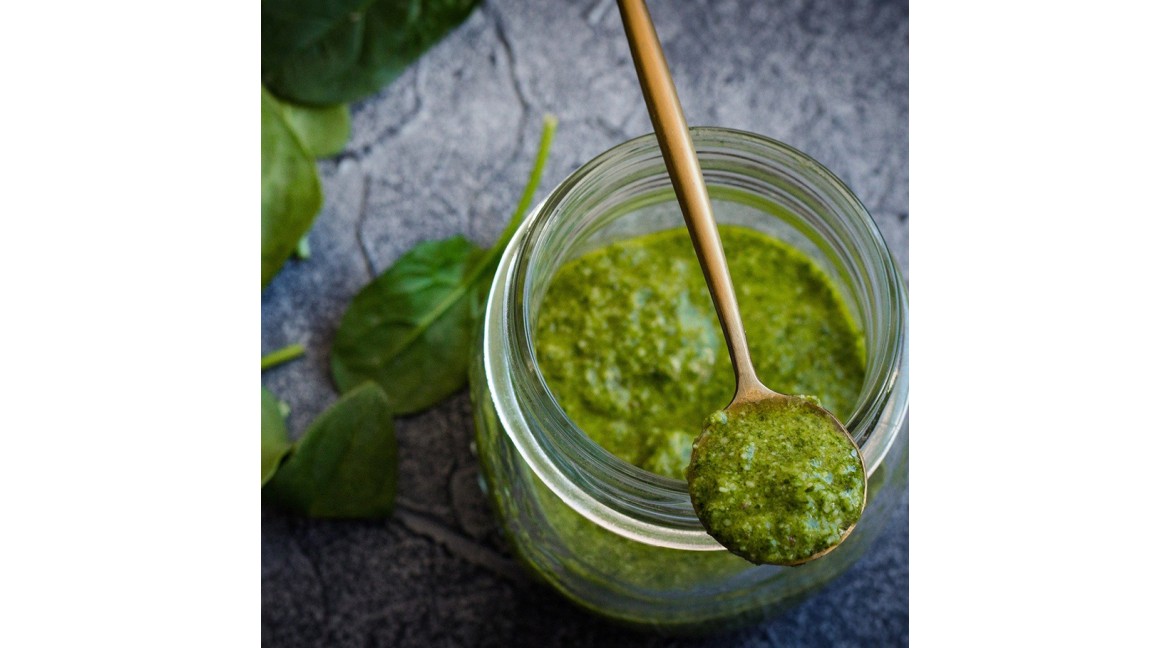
(689, 394), (867, 566)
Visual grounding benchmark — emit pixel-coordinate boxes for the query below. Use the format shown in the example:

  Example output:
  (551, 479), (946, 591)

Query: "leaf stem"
(490, 114), (559, 257)
(426, 113), (558, 311)
(262, 343), (306, 370)
(451, 114), (557, 306)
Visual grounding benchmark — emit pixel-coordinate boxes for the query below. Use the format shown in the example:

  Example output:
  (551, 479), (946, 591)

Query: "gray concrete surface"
(262, 0), (908, 644)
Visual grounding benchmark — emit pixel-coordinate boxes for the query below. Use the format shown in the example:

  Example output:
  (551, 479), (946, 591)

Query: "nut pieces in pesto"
(687, 397), (867, 566)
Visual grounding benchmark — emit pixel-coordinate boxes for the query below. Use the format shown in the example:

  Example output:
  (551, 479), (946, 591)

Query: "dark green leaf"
(261, 387), (294, 486)
(262, 86), (323, 288)
(262, 0), (481, 106)
(331, 236), (491, 414)
(279, 102), (351, 158)
(264, 383), (398, 517)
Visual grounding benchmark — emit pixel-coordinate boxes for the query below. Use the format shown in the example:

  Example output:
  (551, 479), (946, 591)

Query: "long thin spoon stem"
(617, 0), (768, 401)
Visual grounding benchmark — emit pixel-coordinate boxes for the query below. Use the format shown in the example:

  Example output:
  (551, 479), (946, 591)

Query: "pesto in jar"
(535, 225), (865, 481)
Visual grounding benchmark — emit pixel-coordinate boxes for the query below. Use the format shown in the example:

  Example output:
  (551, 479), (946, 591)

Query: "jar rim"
(484, 127), (908, 550)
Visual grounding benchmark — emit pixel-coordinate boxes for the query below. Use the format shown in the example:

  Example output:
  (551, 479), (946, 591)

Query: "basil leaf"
(262, 0), (481, 106)
(331, 236), (491, 414)
(278, 101), (350, 158)
(261, 387), (294, 486)
(329, 116), (557, 414)
(264, 383), (398, 517)
(262, 86), (323, 288)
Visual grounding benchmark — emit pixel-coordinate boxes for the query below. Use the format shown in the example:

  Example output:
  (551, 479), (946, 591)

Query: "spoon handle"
(617, 0), (768, 400)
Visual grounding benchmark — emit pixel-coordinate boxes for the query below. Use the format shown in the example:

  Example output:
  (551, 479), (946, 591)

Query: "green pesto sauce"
(535, 225), (865, 480)
(687, 399), (866, 565)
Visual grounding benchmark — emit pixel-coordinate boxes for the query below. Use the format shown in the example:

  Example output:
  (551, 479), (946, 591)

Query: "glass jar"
(470, 127), (908, 633)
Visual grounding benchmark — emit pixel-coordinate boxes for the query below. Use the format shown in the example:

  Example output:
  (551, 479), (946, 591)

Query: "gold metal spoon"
(617, 0), (866, 565)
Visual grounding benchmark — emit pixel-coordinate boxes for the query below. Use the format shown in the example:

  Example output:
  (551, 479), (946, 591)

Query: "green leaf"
(263, 383), (398, 517)
(262, 0), (481, 106)
(332, 236), (490, 414)
(328, 116), (557, 414)
(262, 86), (323, 288)
(279, 102), (350, 158)
(261, 387), (294, 486)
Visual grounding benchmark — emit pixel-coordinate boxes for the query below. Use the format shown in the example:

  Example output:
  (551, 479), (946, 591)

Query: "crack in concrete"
(290, 531), (335, 643)
(355, 174), (377, 279)
(486, 2), (533, 153)
(396, 489), (455, 526)
(395, 508), (527, 585)
(877, 166), (904, 218)
(584, 115), (628, 146)
(395, 496), (438, 517)
(486, 4), (533, 117)
(433, 191), (469, 235)
(462, 3), (540, 241)
(585, 0), (611, 26)
(339, 70), (425, 166)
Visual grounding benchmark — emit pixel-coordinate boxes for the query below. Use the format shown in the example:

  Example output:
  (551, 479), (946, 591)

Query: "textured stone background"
(261, 0), (908, 645)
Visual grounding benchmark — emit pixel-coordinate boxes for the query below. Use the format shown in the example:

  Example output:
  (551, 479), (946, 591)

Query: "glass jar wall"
(470, 128), (908, 633)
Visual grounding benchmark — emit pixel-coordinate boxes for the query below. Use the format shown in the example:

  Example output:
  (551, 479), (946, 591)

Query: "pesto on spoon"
(617, 0), (866, 566)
